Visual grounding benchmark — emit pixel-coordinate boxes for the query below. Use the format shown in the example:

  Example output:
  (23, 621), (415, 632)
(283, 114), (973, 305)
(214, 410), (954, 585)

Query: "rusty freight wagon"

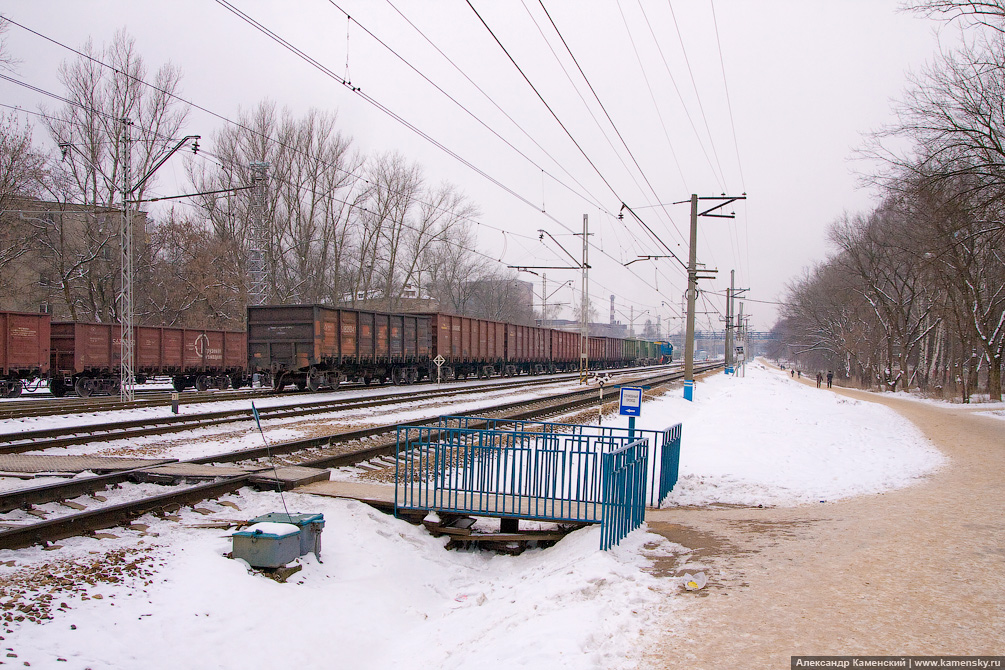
(503, 323), (551, 376)
(50, 322), (247, 396)
(248, 305), (432, 391)
(0, 311), (50, 398)
(548, 328), (581, 372)
(419, 313), (506, 381)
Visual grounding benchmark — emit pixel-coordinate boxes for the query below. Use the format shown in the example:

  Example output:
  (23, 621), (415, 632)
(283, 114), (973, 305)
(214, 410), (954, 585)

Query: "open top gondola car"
(50, 322), (247, 396)
(248, 305), (431, 391)
(415, 313), (506, 381)
(0, 310), (50, 398)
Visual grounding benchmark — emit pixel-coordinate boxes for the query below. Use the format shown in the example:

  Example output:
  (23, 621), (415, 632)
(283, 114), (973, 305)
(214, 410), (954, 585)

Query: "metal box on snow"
(231, 522), (301, 569)
(249, 512), (325, 557)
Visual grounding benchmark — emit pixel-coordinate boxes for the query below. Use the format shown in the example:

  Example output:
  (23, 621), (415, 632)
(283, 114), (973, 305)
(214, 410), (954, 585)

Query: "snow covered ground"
(0, 361), (945, 669)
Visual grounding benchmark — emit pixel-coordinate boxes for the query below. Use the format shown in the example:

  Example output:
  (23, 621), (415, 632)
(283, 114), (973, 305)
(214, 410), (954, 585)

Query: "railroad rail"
(0, 387), (271, 421)
(0, 366), (662, 421)
(0, 362), (720, 550)
(0, 367), (677, 454)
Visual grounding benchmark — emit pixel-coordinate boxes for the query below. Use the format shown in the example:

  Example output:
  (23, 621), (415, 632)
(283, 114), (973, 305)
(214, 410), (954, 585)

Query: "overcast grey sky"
(0, 1), (956, 331)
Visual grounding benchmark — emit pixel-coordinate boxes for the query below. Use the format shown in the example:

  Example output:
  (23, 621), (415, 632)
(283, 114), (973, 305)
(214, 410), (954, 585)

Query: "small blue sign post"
(619, 386), (643, 439)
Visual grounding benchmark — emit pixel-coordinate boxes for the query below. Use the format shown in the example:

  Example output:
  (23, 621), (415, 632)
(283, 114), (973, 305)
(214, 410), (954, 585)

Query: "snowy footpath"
(0, 362), (945, 669)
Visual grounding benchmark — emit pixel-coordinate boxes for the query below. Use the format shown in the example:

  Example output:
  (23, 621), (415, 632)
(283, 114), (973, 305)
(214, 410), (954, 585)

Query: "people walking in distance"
(826, 371), (834, 388)
(816, 371), (823, 388)
(797, 370), (802, 379)
(791, 369), (795, 378)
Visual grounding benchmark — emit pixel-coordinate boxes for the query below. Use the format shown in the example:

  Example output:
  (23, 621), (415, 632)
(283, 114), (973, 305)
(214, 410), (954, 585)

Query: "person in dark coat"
(816, 372), (823, 388)
(826, 371), (834, 388)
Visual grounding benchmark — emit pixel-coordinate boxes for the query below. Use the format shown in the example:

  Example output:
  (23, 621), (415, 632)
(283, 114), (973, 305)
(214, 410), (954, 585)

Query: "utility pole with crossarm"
(678, 193), (746, 401)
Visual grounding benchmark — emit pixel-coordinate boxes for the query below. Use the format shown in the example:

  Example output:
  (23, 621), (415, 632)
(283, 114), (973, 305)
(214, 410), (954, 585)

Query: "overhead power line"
(666, 0), (729, 189)
(535, 0), (687, 247)
(378, 0), (611, 214)
(4, 12), (689, 315)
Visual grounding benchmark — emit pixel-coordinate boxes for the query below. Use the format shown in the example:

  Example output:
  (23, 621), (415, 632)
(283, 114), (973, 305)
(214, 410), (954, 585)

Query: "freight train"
(0, 306), (671, 398)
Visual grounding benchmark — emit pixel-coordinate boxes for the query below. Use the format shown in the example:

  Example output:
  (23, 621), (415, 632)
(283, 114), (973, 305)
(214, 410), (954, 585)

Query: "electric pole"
(118, 131), (201, 401)
(578, 214), (590, 384)
(119, 120), (135, 402)
(679, 193), (746, 400)
(730, 276), (749, 376)
(541, 273), (547, 328)
(248, 162), (269, 306)
(737, 301), (747, 377)
(725, 270), (733, 374)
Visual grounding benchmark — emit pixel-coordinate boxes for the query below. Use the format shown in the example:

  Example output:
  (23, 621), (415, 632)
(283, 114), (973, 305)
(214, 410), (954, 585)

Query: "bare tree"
(424, 222), (492, 315)
(0, 113), (45, 299)
(904, 1), (1005, 31)
(0, 17), (21, 74)
(40, 30), (189, 321)
(911, 182), (1005, 399)
(829, 205), (941, 391)
(192, 101), (364, 310)
(139, 209), (244, 329)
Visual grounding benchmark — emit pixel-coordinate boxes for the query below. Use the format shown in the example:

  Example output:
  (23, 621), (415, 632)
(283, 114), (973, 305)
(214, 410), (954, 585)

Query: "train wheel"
(74, 377), (92, 397)
(172, 376), (188, 392)
(5, 382), (22, 398)
(195, 375), (210, 392)
(50, 378), (68, 398)
(406, 368), (418, 385)
(272, 372), (288, 392)
(307, 370), (322, 392)
(229, 374), (244, 389)
(391, 367), (406, 385)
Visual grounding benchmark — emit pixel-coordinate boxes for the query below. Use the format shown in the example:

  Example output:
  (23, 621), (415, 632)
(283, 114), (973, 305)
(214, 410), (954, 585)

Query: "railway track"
(0, 367), (677, 454)
(0, 366), (661, 421)
(0, 362), (719, 550)
(0, 386), (272, 421)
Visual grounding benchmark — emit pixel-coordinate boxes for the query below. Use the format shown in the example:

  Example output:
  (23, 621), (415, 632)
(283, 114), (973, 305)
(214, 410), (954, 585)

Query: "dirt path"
(642, 387), (1005, 667)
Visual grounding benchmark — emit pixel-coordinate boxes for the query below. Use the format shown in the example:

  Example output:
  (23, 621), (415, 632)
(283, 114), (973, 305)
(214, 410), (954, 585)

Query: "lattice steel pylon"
(119, 120), (135, 402)
(248, 162), (269, 306)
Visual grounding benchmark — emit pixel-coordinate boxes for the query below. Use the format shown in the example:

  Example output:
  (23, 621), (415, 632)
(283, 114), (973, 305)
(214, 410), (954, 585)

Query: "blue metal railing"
(439, 416), (682, 507)
(600, 439), (649, 550)
(659, 422), (682, 503)
(395, 418), (683, 549)
(396, 425), (644, 524)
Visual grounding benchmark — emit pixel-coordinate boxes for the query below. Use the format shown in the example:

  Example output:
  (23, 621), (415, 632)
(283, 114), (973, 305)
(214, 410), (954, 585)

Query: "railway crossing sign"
(433, 355), (445, 384)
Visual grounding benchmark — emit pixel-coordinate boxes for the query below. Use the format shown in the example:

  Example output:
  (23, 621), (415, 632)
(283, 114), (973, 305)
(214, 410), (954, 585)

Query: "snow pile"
(0, 360), (948, 668)
(4, 495), (672, 669)
(610, 362), (944, 507)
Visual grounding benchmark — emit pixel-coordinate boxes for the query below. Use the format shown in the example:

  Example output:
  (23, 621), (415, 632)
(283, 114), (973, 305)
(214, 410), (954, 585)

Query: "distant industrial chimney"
(610, 295), (615, 324)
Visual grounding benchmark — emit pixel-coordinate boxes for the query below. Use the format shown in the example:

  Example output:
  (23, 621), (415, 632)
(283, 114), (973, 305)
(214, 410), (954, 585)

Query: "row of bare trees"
(774, 2), (1005, 400)
(0, 27), (534, 329)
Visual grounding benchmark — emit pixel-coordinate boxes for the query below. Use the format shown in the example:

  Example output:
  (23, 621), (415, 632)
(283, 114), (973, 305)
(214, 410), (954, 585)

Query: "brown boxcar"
(248, 305), (431, 390)
(0, 311), (50, 397)
(50, 322), (246, 396)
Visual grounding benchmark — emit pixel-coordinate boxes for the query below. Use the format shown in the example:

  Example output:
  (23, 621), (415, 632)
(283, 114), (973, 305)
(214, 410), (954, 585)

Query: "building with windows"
(0, 198), (147, 321)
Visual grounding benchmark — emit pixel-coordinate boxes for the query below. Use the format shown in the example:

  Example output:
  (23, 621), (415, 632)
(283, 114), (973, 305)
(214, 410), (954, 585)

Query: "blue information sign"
(619, 386), (643, 416)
